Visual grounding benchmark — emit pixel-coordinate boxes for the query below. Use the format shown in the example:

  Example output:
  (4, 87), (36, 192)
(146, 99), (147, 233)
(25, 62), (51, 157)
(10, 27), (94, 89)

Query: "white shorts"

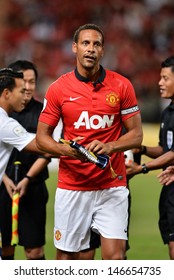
(54, 186), (129, 252)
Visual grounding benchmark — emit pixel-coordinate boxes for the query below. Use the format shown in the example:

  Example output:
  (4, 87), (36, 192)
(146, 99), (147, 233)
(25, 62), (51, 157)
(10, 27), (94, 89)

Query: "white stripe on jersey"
(121, 105), (139, 115)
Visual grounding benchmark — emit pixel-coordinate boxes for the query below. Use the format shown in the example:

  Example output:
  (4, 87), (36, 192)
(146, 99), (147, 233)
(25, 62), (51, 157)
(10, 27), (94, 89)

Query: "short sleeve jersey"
(0, 107), (35, 184)
(4, 98), (49, 182)
(39, 67), (140, 191)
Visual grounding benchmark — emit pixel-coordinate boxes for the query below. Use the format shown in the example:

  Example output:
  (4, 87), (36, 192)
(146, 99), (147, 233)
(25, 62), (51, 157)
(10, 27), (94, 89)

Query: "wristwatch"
(25, 175), (33, 181)
(141, 145), (147, 155)
(141, 163), (149, 174)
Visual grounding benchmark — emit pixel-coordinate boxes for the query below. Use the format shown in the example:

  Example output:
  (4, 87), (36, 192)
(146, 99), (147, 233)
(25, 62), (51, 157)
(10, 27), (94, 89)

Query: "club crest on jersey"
(106, 92), (120, 107)
(55, 230), (62, 241)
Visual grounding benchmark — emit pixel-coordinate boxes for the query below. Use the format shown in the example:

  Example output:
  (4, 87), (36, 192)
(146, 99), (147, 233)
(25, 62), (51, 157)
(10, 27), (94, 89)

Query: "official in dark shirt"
(126, 55), (174, 260)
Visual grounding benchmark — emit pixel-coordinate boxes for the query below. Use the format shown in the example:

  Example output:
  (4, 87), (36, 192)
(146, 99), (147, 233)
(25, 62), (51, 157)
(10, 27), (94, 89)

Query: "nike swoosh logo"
(70, 97), (82, 101)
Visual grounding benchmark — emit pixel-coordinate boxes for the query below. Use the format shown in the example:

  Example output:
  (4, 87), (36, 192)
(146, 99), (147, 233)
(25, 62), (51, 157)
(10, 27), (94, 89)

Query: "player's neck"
(77, 65), (101, 82)
(0, 101), (10, 115)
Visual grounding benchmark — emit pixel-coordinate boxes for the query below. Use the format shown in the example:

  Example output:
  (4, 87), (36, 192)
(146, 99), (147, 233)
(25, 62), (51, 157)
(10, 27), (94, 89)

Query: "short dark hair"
(73, 23), (104, 46)
(8, 60), (38, 80)
(0, 68), (23, 95)
(161, 56), (174, 73)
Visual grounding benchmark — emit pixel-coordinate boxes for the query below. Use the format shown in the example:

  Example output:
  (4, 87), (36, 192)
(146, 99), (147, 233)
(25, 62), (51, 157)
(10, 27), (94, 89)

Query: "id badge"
(167, 130), (173, 149)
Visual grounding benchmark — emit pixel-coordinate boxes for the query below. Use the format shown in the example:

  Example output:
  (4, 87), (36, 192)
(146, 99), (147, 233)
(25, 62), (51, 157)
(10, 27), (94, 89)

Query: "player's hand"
(15, 178), (29, 198)
(157, 166), (174, 185)
(60, 136), (87, 160)
(2, 174), (16, 199)
(126, 162), (141, 176)
(71, 136), (87, 160)
(85, 140), (112, 155)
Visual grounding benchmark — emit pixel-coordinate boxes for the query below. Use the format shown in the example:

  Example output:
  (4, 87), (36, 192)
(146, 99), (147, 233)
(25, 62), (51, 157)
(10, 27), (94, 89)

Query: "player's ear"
(2, 88), (10, 99)
(101, 46), (104, 58)
(72, 42), (77, 54)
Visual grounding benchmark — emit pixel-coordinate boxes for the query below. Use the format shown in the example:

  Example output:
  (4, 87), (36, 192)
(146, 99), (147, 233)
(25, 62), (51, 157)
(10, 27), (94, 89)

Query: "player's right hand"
(2, 174), (16, 199)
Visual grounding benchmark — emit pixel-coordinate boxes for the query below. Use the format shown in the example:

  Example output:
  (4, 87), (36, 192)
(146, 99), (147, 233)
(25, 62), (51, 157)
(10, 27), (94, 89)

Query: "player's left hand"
(85, 140), (112, 155)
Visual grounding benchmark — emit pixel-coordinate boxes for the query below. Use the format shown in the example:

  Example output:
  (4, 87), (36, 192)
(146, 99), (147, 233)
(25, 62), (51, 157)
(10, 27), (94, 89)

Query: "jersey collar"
(74, 65), (106, 87)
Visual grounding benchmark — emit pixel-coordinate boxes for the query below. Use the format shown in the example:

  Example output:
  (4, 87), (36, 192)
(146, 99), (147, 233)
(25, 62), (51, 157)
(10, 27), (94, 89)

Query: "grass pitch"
(15, 123), (169, 260)
(15, 170), (169, 260)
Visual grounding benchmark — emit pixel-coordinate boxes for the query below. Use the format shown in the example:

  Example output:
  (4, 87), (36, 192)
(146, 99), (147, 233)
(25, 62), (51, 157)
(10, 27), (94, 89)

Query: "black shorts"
(0, 181), (48, 248)
(159, 184), (174, 244)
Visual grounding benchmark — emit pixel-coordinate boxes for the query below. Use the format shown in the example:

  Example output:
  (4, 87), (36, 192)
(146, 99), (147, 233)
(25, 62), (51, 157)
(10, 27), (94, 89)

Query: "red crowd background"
(0, 0), (174, 122)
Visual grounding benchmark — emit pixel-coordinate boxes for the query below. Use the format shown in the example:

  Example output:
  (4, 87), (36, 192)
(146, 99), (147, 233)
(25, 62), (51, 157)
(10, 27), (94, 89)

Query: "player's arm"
(115, 113), (143, 151)
(22, 136), (56, 161)
(22, 137), (48, 154)
(5, 119), (53, 158)
(3, 157), (51, 198)
(126, 150), (174, 176)
(36, 121), (84, 159)
(15, 157), (51, 198)
(133, 145), (163, 159)
(25, 157), (50, 178)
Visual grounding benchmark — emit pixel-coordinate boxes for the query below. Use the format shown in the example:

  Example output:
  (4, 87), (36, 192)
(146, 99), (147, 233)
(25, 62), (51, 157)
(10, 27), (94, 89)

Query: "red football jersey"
(39, 67), (140, 190)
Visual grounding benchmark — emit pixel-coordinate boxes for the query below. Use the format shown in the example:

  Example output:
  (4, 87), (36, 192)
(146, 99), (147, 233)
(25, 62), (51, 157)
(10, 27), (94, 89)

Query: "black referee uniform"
(158, 102), (174, 244)
(0, 98), (49, 248)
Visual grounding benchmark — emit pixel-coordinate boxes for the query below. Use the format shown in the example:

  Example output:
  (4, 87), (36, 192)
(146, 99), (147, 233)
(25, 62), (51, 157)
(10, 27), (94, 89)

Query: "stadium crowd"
(0, 0), (174, 121)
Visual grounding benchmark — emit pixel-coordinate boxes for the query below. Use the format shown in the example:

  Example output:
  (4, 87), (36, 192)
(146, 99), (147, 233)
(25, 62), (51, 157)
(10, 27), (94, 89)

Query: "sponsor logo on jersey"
(106, 92), (120, 107)
(55, 230), (62, 241)
(70, 96), (82, 101)
(74, 111), (114, 129)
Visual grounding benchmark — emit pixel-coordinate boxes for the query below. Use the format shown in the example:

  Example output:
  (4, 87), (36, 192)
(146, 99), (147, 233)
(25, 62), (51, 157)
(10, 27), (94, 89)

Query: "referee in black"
(126, 55), (174, 260)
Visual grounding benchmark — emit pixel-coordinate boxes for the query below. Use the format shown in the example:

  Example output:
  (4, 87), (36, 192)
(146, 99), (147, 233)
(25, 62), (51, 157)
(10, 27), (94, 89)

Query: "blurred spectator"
(1, 0), (174, 122)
